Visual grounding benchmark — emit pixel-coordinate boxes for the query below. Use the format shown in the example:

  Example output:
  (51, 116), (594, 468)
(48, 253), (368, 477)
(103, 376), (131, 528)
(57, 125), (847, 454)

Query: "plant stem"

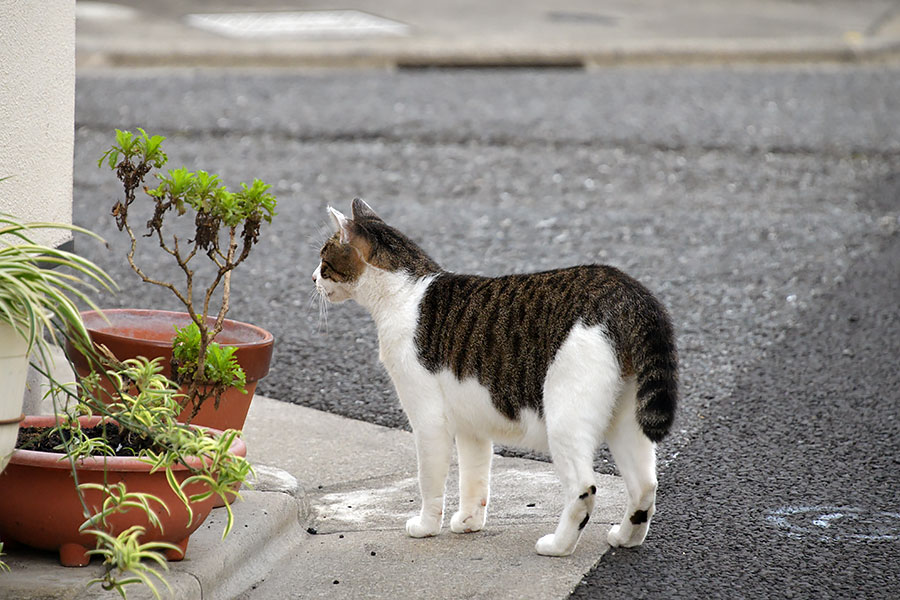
(123, 220), (191, 309)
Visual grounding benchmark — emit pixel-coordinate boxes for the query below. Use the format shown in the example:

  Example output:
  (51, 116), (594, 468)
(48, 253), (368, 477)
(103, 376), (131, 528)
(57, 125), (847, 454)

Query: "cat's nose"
(311, 273), (316, 283)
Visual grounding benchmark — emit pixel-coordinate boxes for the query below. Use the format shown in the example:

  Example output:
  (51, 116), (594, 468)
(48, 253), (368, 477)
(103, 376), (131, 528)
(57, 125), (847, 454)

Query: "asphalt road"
(572, 206), (900, 598)
(71, 65), (899, 598)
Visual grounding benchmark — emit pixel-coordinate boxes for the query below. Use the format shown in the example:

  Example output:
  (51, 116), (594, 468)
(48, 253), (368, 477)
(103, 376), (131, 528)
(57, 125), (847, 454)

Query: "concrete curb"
(74, 1), (900, 70)
(179, 490), (309, 600)
(76, 36), (900, 70)
(0, 490), (310, 600)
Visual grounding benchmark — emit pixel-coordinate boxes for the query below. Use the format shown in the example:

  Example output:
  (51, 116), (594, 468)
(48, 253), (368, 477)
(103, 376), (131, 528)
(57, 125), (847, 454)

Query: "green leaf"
(172, 321), (246, 390)
(166, 467), (194, 525)
(115, 129), (135, 153)
(141, 133), (168, 168)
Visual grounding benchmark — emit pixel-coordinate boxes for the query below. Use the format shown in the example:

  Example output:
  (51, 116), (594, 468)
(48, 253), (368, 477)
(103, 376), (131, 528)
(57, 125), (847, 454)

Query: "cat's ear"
(328, 206), (353, 244)
(351, 198), (381, 222)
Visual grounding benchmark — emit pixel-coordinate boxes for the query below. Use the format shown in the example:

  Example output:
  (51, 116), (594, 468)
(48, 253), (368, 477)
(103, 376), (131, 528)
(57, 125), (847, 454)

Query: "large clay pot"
(0, 415), (247, 567)
(66, 309), (274, 431)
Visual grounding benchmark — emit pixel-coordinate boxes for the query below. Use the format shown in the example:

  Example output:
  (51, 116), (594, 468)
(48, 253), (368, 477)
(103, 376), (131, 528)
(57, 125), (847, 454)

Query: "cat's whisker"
(317, 292), (329, 333)
(304, 285), (330, 333)
(305, 288), (319, 310)
(305, 289), (320, 317)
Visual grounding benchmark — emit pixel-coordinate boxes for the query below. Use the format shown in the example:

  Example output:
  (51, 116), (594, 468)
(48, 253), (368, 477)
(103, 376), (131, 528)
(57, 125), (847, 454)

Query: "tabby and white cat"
(313, 199), (677, 557)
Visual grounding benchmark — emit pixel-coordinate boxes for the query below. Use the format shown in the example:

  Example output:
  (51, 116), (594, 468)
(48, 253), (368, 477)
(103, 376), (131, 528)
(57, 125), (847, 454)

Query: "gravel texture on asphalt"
(571, 198), (900, 599)
(72, 67), (900, 479)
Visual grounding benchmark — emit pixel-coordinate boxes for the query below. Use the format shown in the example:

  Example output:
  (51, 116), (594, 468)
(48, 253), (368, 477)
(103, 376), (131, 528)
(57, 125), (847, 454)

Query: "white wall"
(0, 0), (76, 247)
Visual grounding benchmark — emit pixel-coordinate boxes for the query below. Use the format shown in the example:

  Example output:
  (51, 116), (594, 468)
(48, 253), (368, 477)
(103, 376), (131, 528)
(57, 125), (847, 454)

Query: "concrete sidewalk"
(76, 0), (900, 69)
(1, 395), (627, 599)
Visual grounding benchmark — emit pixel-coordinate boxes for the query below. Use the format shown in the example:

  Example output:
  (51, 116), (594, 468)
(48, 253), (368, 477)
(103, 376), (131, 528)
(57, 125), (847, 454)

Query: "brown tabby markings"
(319, 235), (367, 283)
(350, 216), (441, 278)
(320, 214), (440, 283)
(415, 266), (677, 441)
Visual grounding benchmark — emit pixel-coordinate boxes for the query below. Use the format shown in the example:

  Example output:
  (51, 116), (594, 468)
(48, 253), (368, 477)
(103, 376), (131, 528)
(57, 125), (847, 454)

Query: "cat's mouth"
(316, 285), (335, 300)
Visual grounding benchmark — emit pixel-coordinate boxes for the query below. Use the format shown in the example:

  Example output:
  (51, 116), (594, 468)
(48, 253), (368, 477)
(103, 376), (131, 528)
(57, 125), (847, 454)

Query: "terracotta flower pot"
(66, 309), (274, 431)
(0, 415), (246, 567)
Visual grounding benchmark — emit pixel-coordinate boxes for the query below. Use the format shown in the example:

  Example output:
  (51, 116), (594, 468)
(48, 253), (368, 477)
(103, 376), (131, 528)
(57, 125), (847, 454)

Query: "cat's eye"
(320, 261), (339, 280)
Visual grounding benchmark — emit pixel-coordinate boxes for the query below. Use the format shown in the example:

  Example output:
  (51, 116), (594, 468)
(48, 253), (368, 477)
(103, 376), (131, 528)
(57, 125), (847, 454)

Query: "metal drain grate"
(185, 10), (410, 39)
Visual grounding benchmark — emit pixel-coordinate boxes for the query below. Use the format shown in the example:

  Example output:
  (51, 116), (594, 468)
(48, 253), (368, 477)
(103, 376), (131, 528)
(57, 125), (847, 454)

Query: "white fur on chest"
(354, 268), (433, 373)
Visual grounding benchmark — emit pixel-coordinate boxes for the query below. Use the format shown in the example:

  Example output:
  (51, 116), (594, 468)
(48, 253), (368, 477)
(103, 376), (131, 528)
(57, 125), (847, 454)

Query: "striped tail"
(633, 311), (678, 443)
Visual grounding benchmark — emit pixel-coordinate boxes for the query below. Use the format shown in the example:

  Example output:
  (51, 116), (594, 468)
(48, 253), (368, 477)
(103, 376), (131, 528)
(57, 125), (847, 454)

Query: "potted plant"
(67, 129), (276, 431)
(0, 353), (253, 598)
(0, 209), (252, 598)
(0, 211), (114, 474)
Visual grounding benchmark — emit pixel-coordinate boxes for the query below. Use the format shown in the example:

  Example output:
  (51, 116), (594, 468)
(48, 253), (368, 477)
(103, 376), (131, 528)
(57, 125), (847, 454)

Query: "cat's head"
(312, 199), (440, 303)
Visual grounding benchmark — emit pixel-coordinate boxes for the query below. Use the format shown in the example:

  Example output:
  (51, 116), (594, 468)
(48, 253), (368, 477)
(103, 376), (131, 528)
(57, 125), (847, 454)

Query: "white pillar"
(0, 0), (77, 415)
(0, 0), (76, 246)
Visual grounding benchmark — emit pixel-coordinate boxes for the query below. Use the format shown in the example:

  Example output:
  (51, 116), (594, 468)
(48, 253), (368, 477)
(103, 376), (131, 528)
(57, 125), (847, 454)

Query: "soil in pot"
(16, 423), (157, 455)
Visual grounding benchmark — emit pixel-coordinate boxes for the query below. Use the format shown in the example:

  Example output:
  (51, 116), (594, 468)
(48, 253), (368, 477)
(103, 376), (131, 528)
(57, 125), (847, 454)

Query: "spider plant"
(0, 212), (116, 364)
(14, 352), (254, 600)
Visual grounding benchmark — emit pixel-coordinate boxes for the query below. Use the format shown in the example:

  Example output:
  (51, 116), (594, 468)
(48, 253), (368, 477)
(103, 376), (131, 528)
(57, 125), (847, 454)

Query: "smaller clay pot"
(0, 415), (247, 567)
(66, 309), (274, 431)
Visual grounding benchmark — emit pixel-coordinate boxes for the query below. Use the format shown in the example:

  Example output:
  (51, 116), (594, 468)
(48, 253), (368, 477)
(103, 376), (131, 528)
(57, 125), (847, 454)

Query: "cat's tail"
(632, 308), (678, 443)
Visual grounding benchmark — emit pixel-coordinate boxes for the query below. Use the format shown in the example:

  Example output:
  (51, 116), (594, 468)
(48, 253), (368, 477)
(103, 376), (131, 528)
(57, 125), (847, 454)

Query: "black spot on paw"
(578, 513), (590, 530)
(589, 485), (596, 495)
(630, 509), (648, 525)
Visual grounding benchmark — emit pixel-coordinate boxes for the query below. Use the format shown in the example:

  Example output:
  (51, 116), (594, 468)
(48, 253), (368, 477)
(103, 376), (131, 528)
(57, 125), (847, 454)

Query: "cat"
(312, 199), (677, 557)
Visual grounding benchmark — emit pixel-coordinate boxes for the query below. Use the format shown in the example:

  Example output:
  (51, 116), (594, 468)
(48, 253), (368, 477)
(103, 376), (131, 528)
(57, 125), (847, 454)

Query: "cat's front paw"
(535, 533), (574, 557)
(450, 509), (486, 534)
(406, 515), (441, 538)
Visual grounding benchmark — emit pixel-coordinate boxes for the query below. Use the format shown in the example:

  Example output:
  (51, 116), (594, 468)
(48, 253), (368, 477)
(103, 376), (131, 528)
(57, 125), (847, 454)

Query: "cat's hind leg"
(534, 468), (598, 556)
(450, 434), (492, 533)
(535, 324), (619, 557)
(605, 379), (658, 548)
(535, 425), (600, 557)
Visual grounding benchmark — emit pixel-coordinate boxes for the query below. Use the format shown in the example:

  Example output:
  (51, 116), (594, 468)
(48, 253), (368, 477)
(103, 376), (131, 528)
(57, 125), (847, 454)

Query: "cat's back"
(416, 264), (661, 339)
(414, 264), (670, 418)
